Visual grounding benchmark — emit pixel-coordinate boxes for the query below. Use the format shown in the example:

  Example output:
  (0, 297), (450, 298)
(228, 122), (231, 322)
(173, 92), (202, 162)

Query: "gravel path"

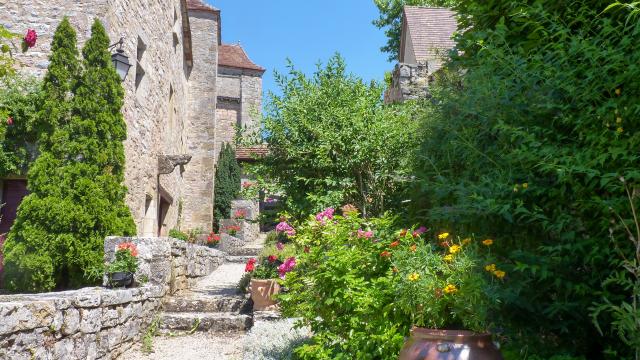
(121, 332), (244, 360)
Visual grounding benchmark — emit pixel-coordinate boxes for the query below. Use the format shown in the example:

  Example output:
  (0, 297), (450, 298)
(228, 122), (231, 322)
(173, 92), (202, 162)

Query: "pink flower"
(275, 222), (295, 236)
(24, 29), (37, 48)
(315, 207), (335, 224)
(357, 229), (373, 239)
(6, 117), (13, 126)
(268, 255), (278, 263)
(415, 226), (428, 235)
(276, 242), (284, 251)
(278, 257), (297, 279)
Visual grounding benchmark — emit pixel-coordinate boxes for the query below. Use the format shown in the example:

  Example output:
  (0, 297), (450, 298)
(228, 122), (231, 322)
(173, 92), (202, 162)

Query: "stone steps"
(224, 245), (262, 256)
(225, 255), (256, 263)
(159, 312), (253, 333)
(163, 295), (248, 313)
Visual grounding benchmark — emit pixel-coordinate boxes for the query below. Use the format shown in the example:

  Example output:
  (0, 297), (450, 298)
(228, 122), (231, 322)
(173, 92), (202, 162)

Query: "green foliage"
(411, 0), (640, 357)
(105, 247), (138, 274)
(3, 19), (135, 292)
(260, 55), (421, 218)
(372, 0), (459, 61)
(0, 75), (41, 176)
(214, 143), (241, 222)
(280, 211), (499, 359)
(0, 24), (19, 78)
(168, 228), (189, 241)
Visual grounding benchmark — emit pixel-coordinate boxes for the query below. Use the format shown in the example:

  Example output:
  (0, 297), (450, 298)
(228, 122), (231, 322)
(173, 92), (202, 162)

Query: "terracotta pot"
(399, 327), (503, 360)
(250, 278), (280, 311)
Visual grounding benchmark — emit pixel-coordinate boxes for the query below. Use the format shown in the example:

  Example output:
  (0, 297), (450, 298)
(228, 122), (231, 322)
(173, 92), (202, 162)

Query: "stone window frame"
(134, 35), (148, 91)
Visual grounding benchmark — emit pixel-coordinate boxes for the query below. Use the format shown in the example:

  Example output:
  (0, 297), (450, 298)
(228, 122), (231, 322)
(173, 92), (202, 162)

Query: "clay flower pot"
(399, 327), (503, 360)
(250, 278), (280, 311)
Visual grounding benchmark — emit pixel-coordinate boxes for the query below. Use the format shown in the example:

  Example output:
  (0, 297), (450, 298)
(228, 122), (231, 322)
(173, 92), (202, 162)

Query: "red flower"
(24, 29), (37, 48)
(6, 117), (13, 126)
(268, 255), (277, 263)
(380, 251), (391, 258)
(207, 232), (220, 244)
(245, 258), (257, 272)
(117, 242), (138, 257)
(390, 240), (400, 248)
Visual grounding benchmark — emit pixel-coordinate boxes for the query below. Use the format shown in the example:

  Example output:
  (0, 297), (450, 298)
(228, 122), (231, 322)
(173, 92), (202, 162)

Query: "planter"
(250, 278), (280, 311)
(399, 328), (503, 360)
(107, 272), (134, 288)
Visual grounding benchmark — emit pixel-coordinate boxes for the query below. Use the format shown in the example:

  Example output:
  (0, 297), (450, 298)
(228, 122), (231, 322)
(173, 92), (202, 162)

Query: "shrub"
(214, 143), (241, 222)
(411, 1), (640, 357)
(168, 229), (189, 241)
(3, 19), (135, 292)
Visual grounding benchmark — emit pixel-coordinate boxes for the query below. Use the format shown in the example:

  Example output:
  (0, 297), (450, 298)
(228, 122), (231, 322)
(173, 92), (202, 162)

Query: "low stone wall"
(0, 237), (224, 359)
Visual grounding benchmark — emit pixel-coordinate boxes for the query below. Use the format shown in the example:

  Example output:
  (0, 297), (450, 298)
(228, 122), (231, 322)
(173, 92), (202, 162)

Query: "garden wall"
(0, 237), (224, 360)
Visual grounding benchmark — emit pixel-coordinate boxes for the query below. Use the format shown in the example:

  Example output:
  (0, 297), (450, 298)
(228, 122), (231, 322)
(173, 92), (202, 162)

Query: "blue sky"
(208, 0), (391, 101)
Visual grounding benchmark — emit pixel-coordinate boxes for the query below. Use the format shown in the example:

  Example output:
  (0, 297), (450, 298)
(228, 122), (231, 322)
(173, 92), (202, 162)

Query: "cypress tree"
(3, 19), (135, 292)
(214, 143), (241, 222)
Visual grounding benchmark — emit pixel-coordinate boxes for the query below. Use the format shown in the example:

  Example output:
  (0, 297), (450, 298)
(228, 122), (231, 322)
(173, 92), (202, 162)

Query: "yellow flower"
(494, 270), (506, 279)
(444, 254), (454, 262)
(522, 183), (528, 189)
(443, 284), (458, 294)
(616, 117), (623, 124)
(482, 239), (494, 246)
(485, 264), (496, 272)
(407, 273), (420, 281)
(617, 127), (624, 134)
(449, 245), (461, 254)
(615, 88), (622, 96)
(438, 232), (450, 240)
(461, 238), (471, 245)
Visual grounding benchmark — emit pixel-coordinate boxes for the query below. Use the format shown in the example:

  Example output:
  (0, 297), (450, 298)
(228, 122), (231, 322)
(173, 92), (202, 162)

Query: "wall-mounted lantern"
(109, 37), (132, 82)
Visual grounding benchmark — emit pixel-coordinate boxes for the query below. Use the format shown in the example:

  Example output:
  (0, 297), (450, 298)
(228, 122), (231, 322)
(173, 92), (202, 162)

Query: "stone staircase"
(157, 200), (265, 335)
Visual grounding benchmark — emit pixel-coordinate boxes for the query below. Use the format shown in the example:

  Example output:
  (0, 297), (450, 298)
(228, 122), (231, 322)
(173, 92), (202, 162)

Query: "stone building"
(0, 0), (264, 238)
(384, 7), (457, 103)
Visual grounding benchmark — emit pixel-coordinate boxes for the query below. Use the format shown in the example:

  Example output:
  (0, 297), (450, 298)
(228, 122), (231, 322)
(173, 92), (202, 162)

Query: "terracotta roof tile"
(219, 44), (265, 72)
(186, 0), (219, 13)
(236, 145), (268, 161)
(404, 7), (457, 65)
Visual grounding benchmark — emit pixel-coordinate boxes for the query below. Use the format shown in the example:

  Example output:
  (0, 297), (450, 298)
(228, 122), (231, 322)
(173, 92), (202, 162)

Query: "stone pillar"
(182, 9), (219, 231)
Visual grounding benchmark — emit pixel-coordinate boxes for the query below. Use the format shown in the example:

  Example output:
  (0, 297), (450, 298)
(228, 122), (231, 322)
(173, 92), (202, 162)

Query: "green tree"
(214, 143), (241, 222)
(373, 0), (459, 61)
(260, 54), (421, 218)
(3, 19), (135, 292)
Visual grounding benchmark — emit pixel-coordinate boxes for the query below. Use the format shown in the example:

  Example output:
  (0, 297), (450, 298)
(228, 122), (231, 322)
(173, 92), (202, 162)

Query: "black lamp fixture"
(109, 37), (132, 82)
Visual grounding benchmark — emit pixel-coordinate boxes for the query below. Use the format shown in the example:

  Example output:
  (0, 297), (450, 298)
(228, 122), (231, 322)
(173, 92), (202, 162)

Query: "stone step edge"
(158, 312), (253, 333)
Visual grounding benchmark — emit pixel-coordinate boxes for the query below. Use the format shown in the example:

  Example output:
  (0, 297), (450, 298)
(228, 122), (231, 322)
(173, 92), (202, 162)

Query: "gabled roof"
(401, 7), (457, 63)
(218, 44), (265, 73)
(236, 145), (268, 161)
(186, 0), (219, 14)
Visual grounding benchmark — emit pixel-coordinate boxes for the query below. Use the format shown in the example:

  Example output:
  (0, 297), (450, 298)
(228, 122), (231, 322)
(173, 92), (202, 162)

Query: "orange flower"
(443, 284), (458, 294)
(409, 244), (417, 252)
(117, 242), (138, 257)
(392, 267), (399, 273)
(461, 238), (471, 245)
(494, 270), (506, 279)
(380, 251), (392, 258)
(399, 229), (408, 237)
(482, 239), (494, 246)
(390, 240), (400, 248)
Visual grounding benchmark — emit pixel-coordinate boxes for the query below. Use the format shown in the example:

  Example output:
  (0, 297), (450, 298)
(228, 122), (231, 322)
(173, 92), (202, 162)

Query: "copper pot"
(249, 278), (280, 311)
(399, 327), (503, 360)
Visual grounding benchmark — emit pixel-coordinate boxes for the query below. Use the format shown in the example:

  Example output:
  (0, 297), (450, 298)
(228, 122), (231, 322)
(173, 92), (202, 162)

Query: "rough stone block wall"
(181, 9), (219, 232)
(214, 99), (240, 161)
(0, 237), (223, 359)
(384, 62), (431, 104)
(1, 0), (194, 237)
(240, 71), (263, 135)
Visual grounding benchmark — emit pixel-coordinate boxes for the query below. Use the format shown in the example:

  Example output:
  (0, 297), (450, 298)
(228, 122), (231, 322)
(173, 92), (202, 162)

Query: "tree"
(214, 143), (241, 222)
(3, 19), (135, 292)
(259, 54), (421, 218)
(373, 0), (459, 61)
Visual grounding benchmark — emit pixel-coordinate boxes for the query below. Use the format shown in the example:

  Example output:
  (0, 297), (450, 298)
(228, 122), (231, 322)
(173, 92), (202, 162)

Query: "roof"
(401, 7), (457, 63)
(218, 44), (265, 73)
(236, 145), (268, 161)
(186, 0), (219, 14)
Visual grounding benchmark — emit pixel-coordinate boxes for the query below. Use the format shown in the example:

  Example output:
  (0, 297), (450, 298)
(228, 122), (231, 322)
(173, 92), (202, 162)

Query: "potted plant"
(106, 242), (139, 288)
(245, 254), (297, 311)
(233, 209), (247, 220)
(393, 231), (504, 360)
(224, 224), (241, 237)
(206, 232), (220, 248)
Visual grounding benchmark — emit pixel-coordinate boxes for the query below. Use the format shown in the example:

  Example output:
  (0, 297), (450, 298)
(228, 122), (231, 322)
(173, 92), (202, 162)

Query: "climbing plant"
(3, 19), (135, 292)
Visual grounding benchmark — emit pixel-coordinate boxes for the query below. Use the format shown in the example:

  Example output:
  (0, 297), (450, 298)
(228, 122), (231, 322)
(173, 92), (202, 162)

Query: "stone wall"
(384, 61), (431, 104)
(0, 237), (224, 359)
(181, 9), (219, 232)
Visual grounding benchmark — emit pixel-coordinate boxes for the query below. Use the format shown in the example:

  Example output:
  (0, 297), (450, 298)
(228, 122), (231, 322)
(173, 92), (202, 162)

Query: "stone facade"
(384, 61), (431, 103)
(0, 237), (223, 360)
(0, 0), (264, 238)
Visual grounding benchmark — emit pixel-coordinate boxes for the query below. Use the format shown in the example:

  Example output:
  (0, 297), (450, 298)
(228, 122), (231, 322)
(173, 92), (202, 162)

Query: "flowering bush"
(279, 209), (505, 359)
(106, 242), (139, 274)
(206, 232), (220, 247)
(275, 221), (295, 237)
(233, 209), (247, 220)
(224, 225), (241, 236)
